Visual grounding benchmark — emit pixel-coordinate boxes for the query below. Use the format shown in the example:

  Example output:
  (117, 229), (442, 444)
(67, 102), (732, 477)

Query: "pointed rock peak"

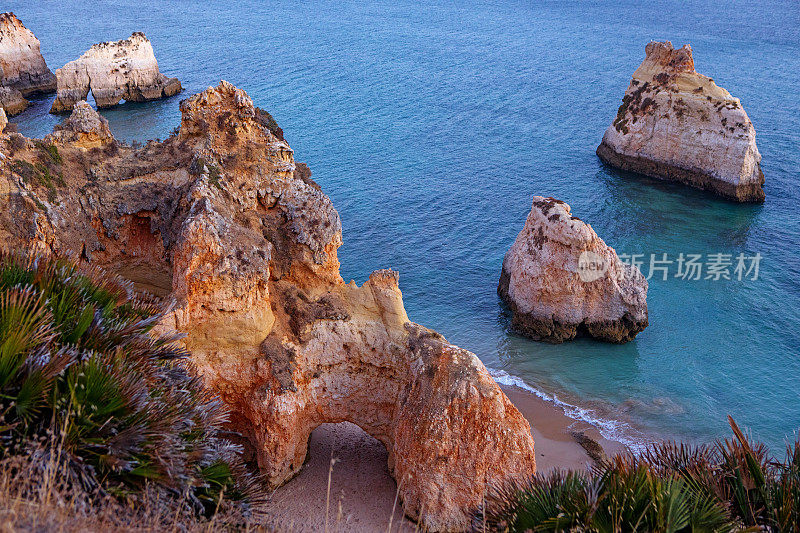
(642, 41), (695, 74)
(178, 81), (284, 141)
(49, 100), (114, 147)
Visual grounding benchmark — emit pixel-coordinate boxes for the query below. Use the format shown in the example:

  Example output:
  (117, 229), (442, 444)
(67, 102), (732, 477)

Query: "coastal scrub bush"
(0, 252), (265, 520)
(255, 106), (284, 141)
(475, 417), (800, 532)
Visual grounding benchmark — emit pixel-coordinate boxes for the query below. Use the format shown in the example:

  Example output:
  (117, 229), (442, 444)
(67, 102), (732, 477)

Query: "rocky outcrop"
(597, 41), (764, 202)
(0, 86), (25, 115)
(499, 197), (648, 343)
(0, 13), (57, 115)
(50, 32), (181, 113)
(0, 81), (536, 531)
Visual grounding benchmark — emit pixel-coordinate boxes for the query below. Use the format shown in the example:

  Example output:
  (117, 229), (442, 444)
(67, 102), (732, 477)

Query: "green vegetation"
(10, 159), (65, 203)
(255, 106), (284, 141)
(35, 140), (63, 166)
(476, 417), (800, 532)
(0, 253), (264, 519)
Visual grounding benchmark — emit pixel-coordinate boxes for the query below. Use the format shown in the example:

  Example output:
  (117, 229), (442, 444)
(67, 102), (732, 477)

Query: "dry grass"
(0, 450), (272, 532)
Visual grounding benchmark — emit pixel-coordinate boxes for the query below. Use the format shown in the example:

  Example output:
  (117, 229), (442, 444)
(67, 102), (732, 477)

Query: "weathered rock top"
(597, 41), (764, 202)
(0, 81), (536, 531)
(50, 31), (181, 112)
(0, 12), (56, 115)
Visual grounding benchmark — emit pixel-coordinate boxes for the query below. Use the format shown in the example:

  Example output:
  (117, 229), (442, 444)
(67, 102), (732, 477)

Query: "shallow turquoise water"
(9, 0), (800, 450)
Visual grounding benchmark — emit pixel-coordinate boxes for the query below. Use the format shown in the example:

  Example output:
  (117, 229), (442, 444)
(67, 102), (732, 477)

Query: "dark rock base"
(497, 267), (648, 344)
(596, 139), (765, 203)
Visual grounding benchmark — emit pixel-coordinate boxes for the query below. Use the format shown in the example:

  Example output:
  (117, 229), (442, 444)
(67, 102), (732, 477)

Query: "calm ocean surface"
(10, 0), (800, 451)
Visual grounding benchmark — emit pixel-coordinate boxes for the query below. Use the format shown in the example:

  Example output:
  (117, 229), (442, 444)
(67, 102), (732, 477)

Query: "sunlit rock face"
(0, 81), (536, 532)
(50, 32), (181, 113)
(0, 12), (57, 115)
(598, 41), (764, 202)
(499, 196), (648, 343)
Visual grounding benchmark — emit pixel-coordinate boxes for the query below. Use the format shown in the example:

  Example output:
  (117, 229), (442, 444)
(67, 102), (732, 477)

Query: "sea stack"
(597, 41), (764, 202)
(1, 82), (537, 531)
(499, 197), (648, 343)
(50, 32), (181, 113)
(0, 13), (57, 115)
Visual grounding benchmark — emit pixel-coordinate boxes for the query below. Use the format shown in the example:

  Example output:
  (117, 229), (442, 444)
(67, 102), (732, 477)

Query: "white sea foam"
(489, 368), (652, 454)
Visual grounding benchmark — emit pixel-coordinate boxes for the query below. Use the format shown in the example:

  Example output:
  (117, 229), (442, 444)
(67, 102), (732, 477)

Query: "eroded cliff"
(0, 82), (536, 531)
(0, 12), (57, 115)
(597, 41), (764, 202)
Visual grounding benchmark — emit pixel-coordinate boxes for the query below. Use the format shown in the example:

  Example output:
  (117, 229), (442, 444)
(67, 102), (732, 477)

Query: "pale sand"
(263, 385), (629, 531)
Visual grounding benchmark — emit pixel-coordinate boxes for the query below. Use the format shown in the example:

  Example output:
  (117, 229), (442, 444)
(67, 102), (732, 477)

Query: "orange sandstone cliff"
(0, 83), (536, 531)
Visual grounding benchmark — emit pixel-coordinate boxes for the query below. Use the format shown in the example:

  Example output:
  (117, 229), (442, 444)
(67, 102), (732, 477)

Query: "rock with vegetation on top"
(0, 12), (57, 115)
(597, 41), (764, 202)
(499, 196), (648, 343)
(50, 32), (181, 113)
(0, 81), (537, 532)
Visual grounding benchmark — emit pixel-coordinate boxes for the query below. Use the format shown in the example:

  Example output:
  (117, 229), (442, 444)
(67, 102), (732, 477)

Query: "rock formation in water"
(0, 81), (536, 531)
(499, 197), (648, 343)
(0, 13), (57, 115)
(50, 32), (181, 113)
(597, 41), (764, 202)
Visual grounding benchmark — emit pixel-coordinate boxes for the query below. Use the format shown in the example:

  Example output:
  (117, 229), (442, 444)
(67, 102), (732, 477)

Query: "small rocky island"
(499, 197), (648, 343)
(597, 41), (764, 202)
(0, 82), (536, 531)
(50, 32), (181, 112)
(0, 12), (57, 115)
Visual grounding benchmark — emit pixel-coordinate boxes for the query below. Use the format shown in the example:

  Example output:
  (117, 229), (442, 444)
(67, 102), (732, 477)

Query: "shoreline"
(262, 383), (630, 531)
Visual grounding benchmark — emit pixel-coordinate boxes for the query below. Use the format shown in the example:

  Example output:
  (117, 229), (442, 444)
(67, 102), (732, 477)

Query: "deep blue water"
(9, 0), (800, 451)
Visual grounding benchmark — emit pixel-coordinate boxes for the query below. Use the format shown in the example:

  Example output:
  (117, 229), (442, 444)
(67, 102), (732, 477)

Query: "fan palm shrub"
(476, 417), (800, 532)
(0, 252), (263, 517)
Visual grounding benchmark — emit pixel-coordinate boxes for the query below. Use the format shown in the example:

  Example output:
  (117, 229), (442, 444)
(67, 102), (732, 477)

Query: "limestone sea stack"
(0, 13), (57, 115)
(499, 197), (648, 343)
(597, 41), (764, 202)
(0, 81), (536, 531)
(50, 32), (181, 113)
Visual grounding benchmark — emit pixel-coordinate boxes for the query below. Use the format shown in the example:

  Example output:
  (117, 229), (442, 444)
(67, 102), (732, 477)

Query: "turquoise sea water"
(9, 0), (800, 451)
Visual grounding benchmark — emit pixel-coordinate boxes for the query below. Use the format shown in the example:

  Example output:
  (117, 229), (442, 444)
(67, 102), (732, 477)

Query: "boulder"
(499, 196), (648, 343)
(47, 100), (113, 148)
(597, 41), (764, 202)
(0, 12), (57, 115)
(0, 86), (25, 116)
(1, 81), (536, 531)
(50, 32), (181, 113)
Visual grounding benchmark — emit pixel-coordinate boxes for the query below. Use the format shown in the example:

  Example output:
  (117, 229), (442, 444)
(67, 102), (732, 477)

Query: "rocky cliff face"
(597, 41), (764, 202)
(50, 32), (181, 113)
(0, 13), (57, 115)
(499, 197), (648, 343)
(0, 81), (536, 531)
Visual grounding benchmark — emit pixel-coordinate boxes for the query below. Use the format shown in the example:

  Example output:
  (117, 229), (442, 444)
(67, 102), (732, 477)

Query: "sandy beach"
(263, 385), (629, 531)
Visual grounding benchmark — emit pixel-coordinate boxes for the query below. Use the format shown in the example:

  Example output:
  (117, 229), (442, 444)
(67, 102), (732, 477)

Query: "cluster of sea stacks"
(0, 11), (769, 530)
(0, 13), (180, 116)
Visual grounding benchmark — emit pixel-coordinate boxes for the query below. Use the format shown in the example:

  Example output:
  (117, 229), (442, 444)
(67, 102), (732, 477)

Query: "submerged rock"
(499, 197), (648, 343)
(0, 81), (536, 531)
(0, 12), (57, 115)
(50, 32), (181, 113)
(597, 41), (764, 202)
